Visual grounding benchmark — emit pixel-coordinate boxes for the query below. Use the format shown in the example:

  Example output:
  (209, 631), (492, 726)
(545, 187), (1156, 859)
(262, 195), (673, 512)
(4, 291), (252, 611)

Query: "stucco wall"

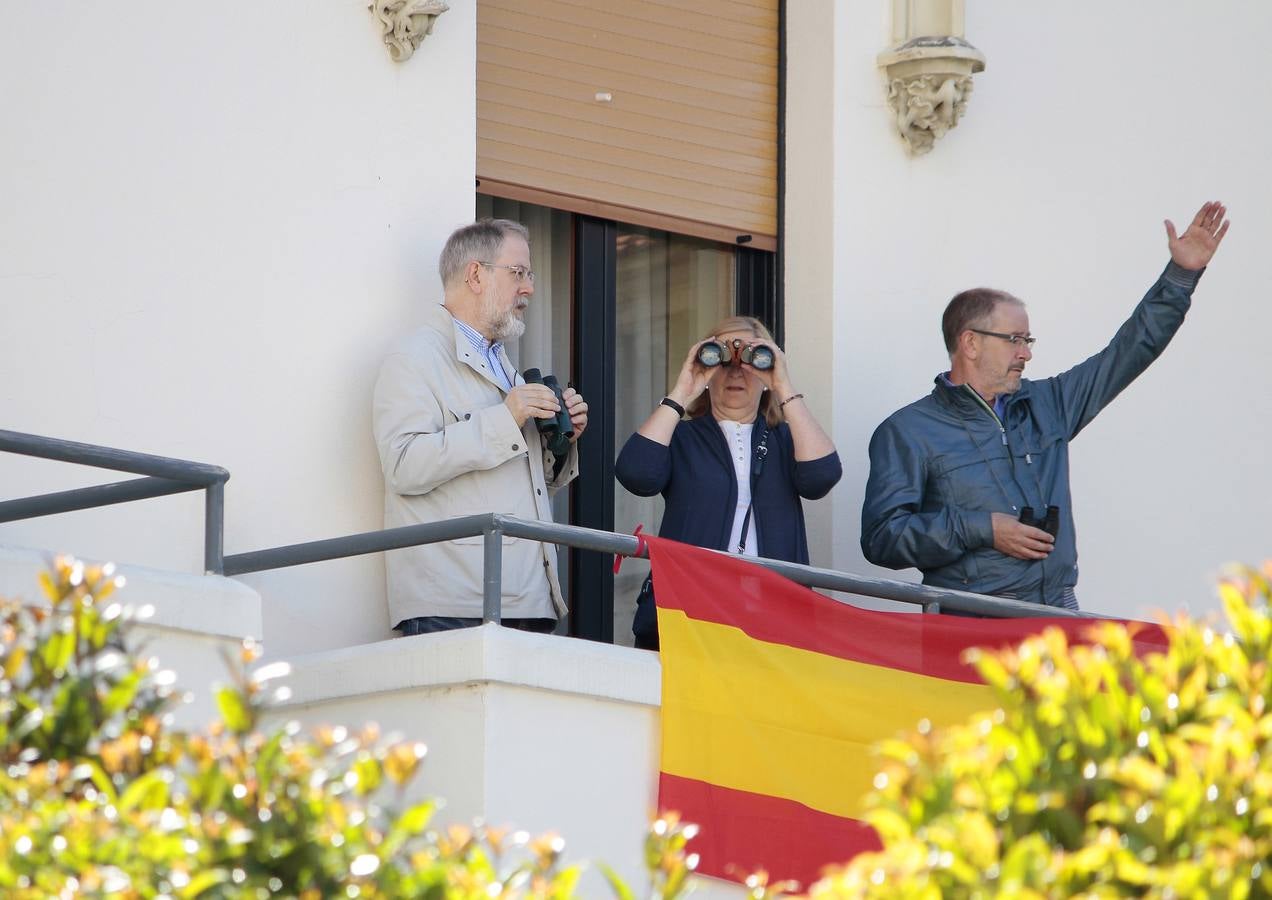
(0, 2), (477, 655)
(789, 0), (1272, 620)
(4, 1), (1268, 652)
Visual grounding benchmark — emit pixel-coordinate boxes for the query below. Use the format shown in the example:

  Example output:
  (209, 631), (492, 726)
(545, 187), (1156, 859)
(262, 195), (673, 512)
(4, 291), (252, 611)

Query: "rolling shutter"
(477, 0), (778, 249)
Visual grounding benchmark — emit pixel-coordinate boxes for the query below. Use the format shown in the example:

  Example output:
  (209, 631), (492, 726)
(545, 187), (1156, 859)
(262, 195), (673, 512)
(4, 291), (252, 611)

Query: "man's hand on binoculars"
(991, 512), (1055, 561)
(563, 387), (588, 442)
(505, 383), (561, 428)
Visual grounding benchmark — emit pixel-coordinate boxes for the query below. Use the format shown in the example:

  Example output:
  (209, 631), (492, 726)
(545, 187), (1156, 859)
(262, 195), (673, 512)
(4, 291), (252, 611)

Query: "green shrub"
(0, 557), (612, 898)
(812, 564), (1272, 898)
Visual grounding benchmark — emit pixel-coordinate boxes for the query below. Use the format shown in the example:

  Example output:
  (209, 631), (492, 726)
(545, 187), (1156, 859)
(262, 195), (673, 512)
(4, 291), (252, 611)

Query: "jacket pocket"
(446, 406), (476, 425)
(934, 452), (1004, 511)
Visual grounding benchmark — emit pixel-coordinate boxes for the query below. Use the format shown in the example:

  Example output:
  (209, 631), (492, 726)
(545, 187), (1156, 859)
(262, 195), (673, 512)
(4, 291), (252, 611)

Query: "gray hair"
(941, 288), (1024, 355)
(438, 218), (530, 289)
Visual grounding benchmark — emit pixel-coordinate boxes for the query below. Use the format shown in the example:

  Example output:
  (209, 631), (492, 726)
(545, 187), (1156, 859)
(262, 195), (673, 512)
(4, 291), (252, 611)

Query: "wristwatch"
(660, 397), (686, 417)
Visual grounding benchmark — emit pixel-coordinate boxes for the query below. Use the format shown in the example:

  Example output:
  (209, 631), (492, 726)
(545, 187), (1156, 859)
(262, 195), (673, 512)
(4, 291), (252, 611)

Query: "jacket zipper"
(962, 386), (1007, 446)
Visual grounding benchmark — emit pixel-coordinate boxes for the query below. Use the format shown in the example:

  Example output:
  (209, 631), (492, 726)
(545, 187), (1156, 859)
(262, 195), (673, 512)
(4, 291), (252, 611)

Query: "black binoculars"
(1019, 505), (1060, 537)
(696, 338), (775, 371)
(522, 368), (573, 458)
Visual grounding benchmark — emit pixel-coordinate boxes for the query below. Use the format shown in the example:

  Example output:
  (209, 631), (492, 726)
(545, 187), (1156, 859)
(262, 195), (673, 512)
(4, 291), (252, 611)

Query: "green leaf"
(394, 800), (437, 835)
(550, 863), (584, 899)
(40, 628), (74, 674)
(102, 669), (142, 716)
(179, 868), (228, 898)
(215, 685), (252, 734)
(599, 862), (636, 900)
(118, 768), (171, 813)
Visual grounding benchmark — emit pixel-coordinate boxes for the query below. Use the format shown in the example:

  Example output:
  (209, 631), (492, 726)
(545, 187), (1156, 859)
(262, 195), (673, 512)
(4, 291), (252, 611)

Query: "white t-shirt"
(718, 419), (759, 557)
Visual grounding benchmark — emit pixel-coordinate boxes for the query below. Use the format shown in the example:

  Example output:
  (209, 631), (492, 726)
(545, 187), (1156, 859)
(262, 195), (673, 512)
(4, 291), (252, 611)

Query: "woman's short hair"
(438, 218), (530, 289)
(686, 315), (784, 427)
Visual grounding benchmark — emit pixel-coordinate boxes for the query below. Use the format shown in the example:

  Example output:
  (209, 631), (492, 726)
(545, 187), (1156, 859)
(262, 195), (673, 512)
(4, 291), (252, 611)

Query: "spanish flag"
(650, 536), (1168, 888)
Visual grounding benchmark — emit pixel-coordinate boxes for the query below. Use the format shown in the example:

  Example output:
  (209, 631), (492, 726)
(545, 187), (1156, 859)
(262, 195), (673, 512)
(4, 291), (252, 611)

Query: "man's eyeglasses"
(970, 328), (1036, 348)
(479, 262), (535, 284)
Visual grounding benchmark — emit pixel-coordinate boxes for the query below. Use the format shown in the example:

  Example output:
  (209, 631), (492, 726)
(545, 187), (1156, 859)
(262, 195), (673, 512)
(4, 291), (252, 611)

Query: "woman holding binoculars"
(615, 315), (842, 650)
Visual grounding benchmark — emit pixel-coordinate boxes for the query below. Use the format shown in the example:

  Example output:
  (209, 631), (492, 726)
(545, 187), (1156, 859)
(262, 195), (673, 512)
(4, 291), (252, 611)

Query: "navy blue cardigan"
(615, 414), (842, 564)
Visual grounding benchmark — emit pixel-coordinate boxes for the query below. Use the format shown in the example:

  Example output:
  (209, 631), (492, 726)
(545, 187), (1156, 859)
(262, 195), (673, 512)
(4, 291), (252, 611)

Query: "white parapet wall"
(266, 624), (744, 899)
(0, 543), (262, 729)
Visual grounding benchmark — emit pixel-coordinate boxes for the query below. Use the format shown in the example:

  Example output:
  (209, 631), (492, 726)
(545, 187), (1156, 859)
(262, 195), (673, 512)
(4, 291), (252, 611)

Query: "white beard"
(483, 290), (525, 342)
(490, 311), (525, 342)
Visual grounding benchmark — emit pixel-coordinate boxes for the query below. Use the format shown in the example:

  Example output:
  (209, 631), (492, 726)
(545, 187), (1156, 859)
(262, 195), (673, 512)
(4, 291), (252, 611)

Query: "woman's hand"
(666, 338), (722, 407)
(741, 339), (794, 397)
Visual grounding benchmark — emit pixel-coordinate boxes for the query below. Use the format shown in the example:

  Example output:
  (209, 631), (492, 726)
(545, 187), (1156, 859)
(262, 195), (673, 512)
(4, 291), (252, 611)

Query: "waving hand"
(1165, 201), (1230, 270)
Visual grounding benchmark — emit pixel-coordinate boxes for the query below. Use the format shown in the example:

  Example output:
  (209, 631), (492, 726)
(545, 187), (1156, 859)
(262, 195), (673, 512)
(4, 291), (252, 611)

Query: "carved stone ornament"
(886, 71), (974, 154)
(370, 0), (450, 63)
(878, 35), (985, 155)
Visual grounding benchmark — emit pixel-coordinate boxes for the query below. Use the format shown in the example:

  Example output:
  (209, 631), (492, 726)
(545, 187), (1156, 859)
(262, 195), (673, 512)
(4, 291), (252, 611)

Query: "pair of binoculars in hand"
(1019, 505), (1060, 537)
(522, 368), (573, 457)
(696, 338), (775, 371)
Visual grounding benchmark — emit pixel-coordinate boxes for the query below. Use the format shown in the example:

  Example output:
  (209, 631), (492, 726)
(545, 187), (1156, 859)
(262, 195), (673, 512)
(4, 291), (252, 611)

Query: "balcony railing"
(1, 429), (1091, 622)
(0, 429), (228, 574)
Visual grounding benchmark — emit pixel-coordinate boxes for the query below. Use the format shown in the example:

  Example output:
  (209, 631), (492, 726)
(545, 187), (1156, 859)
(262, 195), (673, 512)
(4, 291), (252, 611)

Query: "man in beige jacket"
(373, 219), (588, 635)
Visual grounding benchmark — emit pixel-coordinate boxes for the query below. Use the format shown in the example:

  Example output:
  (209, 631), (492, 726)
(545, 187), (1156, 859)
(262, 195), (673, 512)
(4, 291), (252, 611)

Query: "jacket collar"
(423, 302), (519, 393)
(931, 373), (1031, 414)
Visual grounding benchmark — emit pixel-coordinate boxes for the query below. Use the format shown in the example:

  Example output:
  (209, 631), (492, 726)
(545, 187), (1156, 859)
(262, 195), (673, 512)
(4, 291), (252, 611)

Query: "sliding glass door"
(611, 228), (734, 645)
(477, 195), (775, 644)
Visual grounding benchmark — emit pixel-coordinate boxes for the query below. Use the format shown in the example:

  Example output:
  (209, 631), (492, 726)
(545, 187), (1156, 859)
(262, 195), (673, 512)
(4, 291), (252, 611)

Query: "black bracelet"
(660, 396), (686, 418)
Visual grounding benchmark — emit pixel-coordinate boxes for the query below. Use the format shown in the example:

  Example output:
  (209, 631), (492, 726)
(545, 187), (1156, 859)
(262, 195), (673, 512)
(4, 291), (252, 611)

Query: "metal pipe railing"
(0, 429), (229, 484)
(1, 427), (1094, 622)
(0, 476), (196, 521)
(0, 429), (229, 573)
(224, 512), (1093, 620)
(220, 514), (496, 575)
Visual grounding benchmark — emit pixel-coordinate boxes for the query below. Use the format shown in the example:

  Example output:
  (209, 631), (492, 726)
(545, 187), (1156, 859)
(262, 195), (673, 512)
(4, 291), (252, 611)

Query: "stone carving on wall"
(886, 71), (975, 155)
(370, 0), (449, 63)
(878, 18), (985, 155)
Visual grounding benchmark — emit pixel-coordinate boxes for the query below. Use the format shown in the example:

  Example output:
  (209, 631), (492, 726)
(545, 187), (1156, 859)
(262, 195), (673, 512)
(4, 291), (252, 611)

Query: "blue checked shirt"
(452, 314), (515, 392)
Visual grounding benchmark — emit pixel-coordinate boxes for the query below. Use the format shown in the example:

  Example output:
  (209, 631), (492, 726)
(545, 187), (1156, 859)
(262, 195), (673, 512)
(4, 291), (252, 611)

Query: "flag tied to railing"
(648, 535), (1169, 889)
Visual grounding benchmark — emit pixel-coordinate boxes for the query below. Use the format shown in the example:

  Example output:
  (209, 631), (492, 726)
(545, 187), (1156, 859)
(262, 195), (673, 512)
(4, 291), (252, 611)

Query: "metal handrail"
(223, 512), (1094, 620)
(1, 427), (1094, 622)
(0, 429), (229, 573)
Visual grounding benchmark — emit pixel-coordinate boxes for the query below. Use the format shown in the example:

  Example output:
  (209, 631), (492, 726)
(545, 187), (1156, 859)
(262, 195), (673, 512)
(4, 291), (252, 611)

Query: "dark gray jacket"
(860, 262), (1202, 606)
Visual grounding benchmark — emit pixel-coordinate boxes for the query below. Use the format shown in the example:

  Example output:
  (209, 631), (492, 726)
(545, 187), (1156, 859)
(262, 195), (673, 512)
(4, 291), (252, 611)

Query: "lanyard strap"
(737, 421), (768, 554)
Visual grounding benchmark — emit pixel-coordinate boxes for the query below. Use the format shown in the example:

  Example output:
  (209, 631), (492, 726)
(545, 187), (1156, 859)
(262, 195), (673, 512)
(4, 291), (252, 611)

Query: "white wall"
(0, 545), (262, 728)
(784, 2), (841, 570)
(265, 625), (757, 898)
(789, 0), (1272, 621)
(6, 1), (1266, 652)
(0, 2), (477, 655)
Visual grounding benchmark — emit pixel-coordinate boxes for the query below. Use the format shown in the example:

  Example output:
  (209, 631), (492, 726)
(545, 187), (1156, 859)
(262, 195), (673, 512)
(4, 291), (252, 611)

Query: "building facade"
(2, 6), (1271, 883)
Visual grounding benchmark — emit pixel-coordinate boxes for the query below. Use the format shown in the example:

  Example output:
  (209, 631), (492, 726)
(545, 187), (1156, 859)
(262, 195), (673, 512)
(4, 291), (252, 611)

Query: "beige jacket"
(372, 302), (578, 625)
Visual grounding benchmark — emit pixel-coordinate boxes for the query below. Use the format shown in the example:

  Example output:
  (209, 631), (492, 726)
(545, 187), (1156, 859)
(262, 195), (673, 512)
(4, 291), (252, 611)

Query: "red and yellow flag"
(649, 535), (1168, 889)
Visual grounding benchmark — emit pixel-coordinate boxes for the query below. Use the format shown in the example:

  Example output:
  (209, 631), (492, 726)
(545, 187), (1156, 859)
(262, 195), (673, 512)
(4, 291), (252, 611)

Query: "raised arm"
(1048, 201), (1231, 438)
(748, 340), (836, 462)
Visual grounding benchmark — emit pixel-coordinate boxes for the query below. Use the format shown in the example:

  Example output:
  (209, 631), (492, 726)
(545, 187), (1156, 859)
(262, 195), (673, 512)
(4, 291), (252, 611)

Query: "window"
(477, 195), (776, 643)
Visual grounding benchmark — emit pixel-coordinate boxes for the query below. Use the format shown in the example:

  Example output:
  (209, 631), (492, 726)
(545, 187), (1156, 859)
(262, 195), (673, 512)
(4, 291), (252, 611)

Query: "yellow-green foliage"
(812, 564), (1272, 899)
(0, 558), (592, 898)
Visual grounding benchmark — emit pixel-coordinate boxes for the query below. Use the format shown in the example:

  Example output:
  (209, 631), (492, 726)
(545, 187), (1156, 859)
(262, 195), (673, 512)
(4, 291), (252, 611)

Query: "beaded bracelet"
(778, 393), (805, 409)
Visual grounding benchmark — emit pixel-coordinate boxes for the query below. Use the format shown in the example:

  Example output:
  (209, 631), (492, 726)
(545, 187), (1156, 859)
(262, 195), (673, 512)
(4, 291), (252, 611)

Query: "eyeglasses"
(479, 262), (535, 284)
(970, 328), (1036, 348)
